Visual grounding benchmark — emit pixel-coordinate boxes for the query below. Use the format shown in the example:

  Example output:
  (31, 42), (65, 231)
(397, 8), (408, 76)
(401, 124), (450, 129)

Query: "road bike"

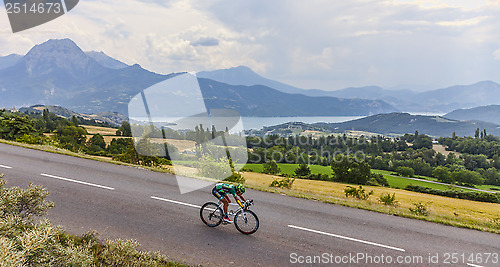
(200, 199), (259, 235)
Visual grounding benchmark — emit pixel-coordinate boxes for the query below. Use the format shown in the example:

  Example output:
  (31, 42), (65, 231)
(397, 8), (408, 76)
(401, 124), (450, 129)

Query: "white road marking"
(40, 173), (115, 191)
(288, 225), (406, 252)
(0, 164), (12, 169)
(151, 196), (201, 209)
(467, 263), (484, 267)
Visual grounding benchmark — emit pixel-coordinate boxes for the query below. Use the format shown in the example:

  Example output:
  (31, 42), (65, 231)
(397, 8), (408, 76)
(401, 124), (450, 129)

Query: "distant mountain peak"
(230, 65), (253, 71)
(25, 38), (83, 57)
(197, 65), (307, 95)
(20, 38), (102, 78)
(199, 65), (260, 78)
(472, 80), (500, 87)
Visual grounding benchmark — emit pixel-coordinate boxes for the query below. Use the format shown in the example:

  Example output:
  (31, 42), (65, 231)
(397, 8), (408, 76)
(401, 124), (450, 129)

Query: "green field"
(475, 184), (500, 192)
(241, 163), (332, 176)
(372, 169), (500, 192)
(241, 163), (493, 191)
(371, 169), (439, 181)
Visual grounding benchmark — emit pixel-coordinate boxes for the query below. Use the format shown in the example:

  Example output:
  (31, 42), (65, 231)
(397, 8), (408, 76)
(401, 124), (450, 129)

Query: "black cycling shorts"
(212, 187), (227, 200)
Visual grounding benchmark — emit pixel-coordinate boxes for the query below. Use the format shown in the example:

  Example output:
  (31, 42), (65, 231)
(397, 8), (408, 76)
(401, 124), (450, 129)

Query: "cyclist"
(212, 183), (246, 224)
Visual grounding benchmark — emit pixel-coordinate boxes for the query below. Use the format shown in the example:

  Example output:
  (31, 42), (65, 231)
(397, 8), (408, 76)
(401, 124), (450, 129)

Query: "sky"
(1, 0), (500, 91)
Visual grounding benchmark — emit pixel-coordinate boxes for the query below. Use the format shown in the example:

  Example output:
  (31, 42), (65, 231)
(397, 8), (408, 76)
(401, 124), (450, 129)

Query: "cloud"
(190, 37), (219, 47)
(146, 33), (196, 61)
(0, 0), (499, 91)
(195, 0), (500, 89)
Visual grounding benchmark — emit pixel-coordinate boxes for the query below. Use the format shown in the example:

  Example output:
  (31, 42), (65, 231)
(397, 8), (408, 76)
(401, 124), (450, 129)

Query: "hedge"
(404, 185), (500, 204)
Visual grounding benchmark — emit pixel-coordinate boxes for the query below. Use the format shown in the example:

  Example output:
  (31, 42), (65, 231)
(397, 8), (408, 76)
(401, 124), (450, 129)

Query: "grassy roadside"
(0, 139), (175, 174)
(242, 172), (500, 234)
(2, 139), (499, 234)
(0, 172), (188, 267)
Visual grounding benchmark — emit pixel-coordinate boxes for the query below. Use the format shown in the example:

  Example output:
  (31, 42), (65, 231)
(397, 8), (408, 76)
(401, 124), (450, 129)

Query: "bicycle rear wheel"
(200, 202), (223, 227)
(234, 210), (259, 234)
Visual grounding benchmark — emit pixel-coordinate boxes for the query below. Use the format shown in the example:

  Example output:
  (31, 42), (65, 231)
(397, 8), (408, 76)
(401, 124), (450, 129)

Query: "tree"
(42, 109), (56, 132)
(445, 153), (461, 166)
(263, 160), (280, 175)
(493, 155), (500, 170)
(435, 152), (446, 166)
(433, 166), (452, 183)
(71, 115), (79, 127)
(331, 155), (372, 185)
(107, 138), (133, 155)
(0, 114), (40, 140)
(451, 169), (484, 186)
(198, 154), (232, 180)
(55, 126), (88, 152)
(412, 135), (433, 149)
(223, 155), (245, 183)
(87, 134), (107, 154)
(294, 163), (311, 177)
(482, 168), (500, 186)
(461, 154), (490, 171)
(117, 121), (132, 137)
(211, 125), (217, 139)
(112, 138), (171, 167)
(395, 166), (415, 177)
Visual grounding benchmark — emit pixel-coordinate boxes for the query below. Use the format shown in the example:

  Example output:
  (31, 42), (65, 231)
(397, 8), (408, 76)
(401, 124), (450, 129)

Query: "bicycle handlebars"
(244, 199), (254, 209)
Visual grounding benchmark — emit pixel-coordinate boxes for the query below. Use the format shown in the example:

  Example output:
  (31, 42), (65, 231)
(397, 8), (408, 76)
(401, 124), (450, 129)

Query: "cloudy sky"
(1, 0), (500, 91)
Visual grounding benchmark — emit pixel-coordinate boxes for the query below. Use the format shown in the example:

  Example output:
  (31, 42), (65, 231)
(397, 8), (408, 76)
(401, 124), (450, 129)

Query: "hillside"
(315, 113), (500, 137)
(409, 81), (500, 113)
(198, 78), (397, 116)
(85, 51), (130, 69)
(445, 105), (500, 125)
(199, 66), (500, 113)
(19, 105), (127, 126)
(0, 54), (22, 69)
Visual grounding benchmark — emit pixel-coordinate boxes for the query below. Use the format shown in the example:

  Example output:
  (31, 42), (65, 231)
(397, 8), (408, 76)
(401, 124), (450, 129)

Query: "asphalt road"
(0, 143), (499, 266)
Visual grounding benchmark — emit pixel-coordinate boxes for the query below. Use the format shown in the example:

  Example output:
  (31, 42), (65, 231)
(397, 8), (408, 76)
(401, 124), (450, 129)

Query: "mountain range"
(0, 39), (172, 115)
(0, 50), (129, 70)
(0, 39), (397, 116)
(315, 113), (500, 137)
(445, 105), (500, 125)
(199, 78), (394, 116)
(2, 38), (499, 119)
(199, 66), (500, 113)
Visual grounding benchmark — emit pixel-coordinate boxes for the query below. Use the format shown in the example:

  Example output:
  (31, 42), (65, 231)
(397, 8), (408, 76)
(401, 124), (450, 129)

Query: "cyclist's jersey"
(214, 183), (237, 197)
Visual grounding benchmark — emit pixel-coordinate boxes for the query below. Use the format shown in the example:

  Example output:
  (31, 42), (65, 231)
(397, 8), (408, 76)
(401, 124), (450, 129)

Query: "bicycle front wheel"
(234, 210), (259, 234)
(200, 202), (223, 227)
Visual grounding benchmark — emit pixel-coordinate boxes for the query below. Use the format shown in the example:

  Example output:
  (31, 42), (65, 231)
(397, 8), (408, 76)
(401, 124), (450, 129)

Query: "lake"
(131, 116), (364, 130)
(240, 116), (363, 130)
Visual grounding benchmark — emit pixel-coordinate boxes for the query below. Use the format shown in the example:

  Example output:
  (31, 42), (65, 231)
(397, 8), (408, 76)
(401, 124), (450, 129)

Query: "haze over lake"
(240, 116), (363, 130)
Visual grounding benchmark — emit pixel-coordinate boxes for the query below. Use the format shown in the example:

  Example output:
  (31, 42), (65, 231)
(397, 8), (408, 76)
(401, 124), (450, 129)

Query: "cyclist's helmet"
(236, 184), (245, 193)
